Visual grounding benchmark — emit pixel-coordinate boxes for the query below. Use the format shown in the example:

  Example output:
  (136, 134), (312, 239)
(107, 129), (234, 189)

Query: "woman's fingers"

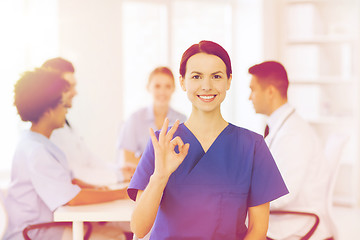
(170, 136), (184, 149)
(166, 120), (180, 141)
(171, 136), (190, 158)
(150, 119), (187, 162)
(179, 143), (190, 158)
(149, 127), (159, 150)
(158, 118), (169, 143)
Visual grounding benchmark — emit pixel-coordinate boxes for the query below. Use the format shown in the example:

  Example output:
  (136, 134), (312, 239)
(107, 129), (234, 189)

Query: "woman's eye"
(191, 75), (201, 79)
(213, 75), (222, 79)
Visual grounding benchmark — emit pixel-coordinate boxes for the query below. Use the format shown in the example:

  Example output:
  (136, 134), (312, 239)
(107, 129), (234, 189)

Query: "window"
(121, 0), (235, 120)
(122, 1), (169, 119)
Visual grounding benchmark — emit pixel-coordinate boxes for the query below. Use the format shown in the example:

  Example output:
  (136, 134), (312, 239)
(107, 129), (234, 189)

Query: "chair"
(0, 188), (92, 240)
(23, 221), (92, 240)
(266, 211), (320, 240)
(266, 134), (348, 240)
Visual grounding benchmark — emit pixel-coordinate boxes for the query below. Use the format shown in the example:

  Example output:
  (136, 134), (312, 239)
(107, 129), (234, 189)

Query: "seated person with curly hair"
(4, 68), (127, 240)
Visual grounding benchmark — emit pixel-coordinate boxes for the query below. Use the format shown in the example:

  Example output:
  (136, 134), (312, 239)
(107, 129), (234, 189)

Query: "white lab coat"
(50, 123), (118, 185)
(266, 103), (333, 240)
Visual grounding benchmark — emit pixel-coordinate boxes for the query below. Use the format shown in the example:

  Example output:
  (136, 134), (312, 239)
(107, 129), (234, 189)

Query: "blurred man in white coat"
(42, 58), (135, 185)
(248, 61), (334, 240)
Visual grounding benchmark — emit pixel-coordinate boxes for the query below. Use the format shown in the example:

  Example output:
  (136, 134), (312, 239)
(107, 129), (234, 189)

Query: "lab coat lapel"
(266, 106), (295, 148)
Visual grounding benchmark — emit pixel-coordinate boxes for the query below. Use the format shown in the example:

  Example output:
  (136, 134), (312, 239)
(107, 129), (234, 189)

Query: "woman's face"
(148, 73), (175, 107)
(180, 53), (231, 113)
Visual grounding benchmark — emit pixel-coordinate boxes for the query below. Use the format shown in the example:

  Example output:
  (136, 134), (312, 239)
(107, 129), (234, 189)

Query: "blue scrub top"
(128, 123), (288, 239)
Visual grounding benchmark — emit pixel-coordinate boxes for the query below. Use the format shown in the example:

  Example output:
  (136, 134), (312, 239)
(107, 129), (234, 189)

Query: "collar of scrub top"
(265, 103), (295, 148)
(26, 130), (67, 161)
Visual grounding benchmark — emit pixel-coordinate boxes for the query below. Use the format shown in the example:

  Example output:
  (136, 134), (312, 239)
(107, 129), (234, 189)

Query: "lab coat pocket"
(214, 192), (248, 240)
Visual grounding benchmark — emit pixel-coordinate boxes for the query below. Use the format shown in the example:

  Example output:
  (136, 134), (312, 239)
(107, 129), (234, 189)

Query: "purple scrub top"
(128, 123), (288, 239)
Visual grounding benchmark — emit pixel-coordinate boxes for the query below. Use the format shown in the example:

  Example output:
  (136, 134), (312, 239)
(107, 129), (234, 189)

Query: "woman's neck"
(185, 107), (228, 153)
(153, 104), (169, 117)
(185, 107), (227, 134)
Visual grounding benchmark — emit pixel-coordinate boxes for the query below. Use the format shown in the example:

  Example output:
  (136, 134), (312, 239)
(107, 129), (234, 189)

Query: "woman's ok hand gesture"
(149, 118), (190, 179)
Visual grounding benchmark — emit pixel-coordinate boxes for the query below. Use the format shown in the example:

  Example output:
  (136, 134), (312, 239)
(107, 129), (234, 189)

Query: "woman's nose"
(202, 77), (212, 91)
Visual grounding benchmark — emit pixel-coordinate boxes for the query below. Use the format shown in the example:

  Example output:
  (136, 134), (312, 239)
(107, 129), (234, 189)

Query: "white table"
(54, 199), (135, 240)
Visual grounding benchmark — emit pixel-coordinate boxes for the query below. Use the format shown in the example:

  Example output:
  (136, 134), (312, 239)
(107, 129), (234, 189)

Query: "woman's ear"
(227, 74), (232, 91)
(179, 76), (186, 91)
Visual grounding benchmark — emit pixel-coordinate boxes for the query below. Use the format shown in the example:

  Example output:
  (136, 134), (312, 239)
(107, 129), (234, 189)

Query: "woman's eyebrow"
(211, 71), (224, 75)
(190, 71), (203, 75)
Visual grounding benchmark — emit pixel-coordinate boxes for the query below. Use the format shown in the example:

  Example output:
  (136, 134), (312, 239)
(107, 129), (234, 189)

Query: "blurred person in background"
(248, 61), (333, 240)
(116, 66), (186, 171)
(4, 68), (127, 240)
(42, 57), (135, 184)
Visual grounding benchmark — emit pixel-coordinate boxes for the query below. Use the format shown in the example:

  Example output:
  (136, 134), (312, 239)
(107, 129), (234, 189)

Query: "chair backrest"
(323, 134), (348, 240)
(0, 189), (8, 238)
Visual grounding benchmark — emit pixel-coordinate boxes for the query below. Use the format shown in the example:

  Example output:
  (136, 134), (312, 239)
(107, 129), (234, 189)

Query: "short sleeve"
(248, 136), (289, 207)
(117, 115), (138, 153)
(28, 146), (81, 211)
(127, 137), (156, 201)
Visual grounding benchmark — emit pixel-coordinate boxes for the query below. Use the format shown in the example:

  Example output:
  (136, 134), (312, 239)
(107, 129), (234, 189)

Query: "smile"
(198, 95), (216, 102)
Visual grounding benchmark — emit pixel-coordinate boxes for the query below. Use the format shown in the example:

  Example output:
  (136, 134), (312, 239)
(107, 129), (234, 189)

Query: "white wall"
(56, 0), (266, 163)
(58, 0), (123, 163)
(232, 0), (265, 134)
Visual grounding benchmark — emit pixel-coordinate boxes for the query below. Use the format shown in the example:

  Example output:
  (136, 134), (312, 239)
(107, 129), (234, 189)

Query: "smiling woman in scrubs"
(128, 40), (289, 240)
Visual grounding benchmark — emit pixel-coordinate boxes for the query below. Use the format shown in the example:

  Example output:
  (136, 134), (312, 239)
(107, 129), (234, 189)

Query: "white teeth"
(199, 95), (215, 100)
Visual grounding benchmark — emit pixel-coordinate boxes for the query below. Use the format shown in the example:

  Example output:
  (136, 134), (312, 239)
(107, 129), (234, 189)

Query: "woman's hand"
(149, 118), (189, 179)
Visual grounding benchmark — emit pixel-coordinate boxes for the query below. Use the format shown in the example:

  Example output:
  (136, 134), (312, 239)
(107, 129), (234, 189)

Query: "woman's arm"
(244, 202), (270, 240)
(67, 188), (128, 206)
(72, 178), (108, 189)
(130, 119), (189, 238)
(130, 175), (169, 238)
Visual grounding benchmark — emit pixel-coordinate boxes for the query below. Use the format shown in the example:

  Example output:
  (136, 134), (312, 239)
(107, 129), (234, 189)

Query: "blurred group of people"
(4, 40), (335, 240)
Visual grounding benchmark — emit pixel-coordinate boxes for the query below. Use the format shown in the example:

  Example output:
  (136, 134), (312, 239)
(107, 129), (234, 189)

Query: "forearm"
(72, 178), (97, 189)
(67, 188), (127, 206)
(244, 203), (269, 240)
(131, 174), (169, 238)
(244, 227), (267, 240)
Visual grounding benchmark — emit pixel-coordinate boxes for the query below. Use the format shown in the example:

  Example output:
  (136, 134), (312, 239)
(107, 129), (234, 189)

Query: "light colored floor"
(333, 205), (360, 239)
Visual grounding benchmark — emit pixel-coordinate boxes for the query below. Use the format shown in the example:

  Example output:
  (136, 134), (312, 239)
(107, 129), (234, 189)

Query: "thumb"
(179, 143), (190, 158)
